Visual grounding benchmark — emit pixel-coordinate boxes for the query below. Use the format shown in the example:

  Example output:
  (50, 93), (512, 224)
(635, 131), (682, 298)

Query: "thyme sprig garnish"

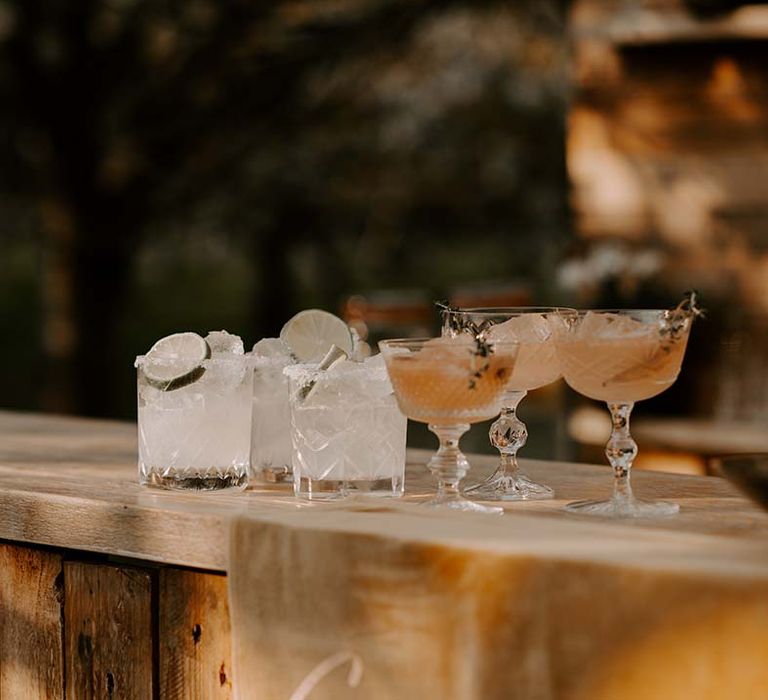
(677, 289), (705, 318)
(660, 290), (705, 350)
(603, 291), (703, 386)
(435, 301), (494, 390)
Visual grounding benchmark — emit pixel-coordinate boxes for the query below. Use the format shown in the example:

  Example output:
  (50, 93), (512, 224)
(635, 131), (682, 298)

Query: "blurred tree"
(0, 0), (569, 416)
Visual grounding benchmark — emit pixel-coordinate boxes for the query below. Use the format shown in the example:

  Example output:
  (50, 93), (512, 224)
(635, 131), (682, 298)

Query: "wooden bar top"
(1, 410), (768, 574)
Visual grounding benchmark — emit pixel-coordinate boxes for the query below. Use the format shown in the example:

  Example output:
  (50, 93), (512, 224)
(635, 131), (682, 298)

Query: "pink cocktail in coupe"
(380, 336), (519, 514)
(441, 307), (572, 501)
(552, 296), (700, 518)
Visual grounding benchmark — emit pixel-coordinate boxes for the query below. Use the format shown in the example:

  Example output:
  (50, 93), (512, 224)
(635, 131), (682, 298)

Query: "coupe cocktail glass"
(379, 336), (519, 514)
(552, 306), (695, 517)
(442, 307), (572, 501)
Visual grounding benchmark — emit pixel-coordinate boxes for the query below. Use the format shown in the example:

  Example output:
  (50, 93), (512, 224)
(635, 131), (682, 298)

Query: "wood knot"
(77, 633), (93, 660)
(219, 662), (228, 686)
(192, 624), (202, 644)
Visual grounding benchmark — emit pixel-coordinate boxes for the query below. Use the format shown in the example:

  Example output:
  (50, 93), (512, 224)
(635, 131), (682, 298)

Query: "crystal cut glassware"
(551, 305), (695, 517)
(251, 353), (294, 483)
(136, 353), (253, 491)
(442, 307), (574, 501)
(285, 355), (407, 501)
(379, 336), (519, 515)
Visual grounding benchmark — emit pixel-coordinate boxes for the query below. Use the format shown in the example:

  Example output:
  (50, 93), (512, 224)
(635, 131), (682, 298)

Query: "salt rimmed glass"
(442, 307), (574, 501)
(380, 336), (519, 515)
(285, 356), (407, 500)
(136, 353), (253, 491)
(551, 307), (694, 517)
(251, 353), (294, 483)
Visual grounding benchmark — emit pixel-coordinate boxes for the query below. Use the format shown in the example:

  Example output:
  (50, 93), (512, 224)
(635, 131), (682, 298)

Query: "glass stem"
(605, 402), (637, 503)
(427, 424), (470, 501)
(489, 390), (528, 479)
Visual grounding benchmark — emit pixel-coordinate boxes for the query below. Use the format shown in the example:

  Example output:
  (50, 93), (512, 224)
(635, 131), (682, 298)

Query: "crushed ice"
(206, 330), (244, 355)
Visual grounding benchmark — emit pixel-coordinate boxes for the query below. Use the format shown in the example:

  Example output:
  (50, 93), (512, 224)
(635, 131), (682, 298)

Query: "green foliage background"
(0, 0), (570, 418)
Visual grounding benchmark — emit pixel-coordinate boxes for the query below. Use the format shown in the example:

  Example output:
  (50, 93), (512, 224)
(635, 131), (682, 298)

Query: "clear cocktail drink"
(137, 351), (253, 491)
(285, 355), (407, 500)
(251, 353), (294, 482)
(249, 311), (358, 484)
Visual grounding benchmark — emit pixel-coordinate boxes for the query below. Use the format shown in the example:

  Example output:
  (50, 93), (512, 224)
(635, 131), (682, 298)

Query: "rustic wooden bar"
(1, 410), (768, 698)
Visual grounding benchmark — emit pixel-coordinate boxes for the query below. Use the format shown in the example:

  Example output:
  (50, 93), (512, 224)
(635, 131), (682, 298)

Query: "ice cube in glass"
(250, 352), (294, 482)
(285, 356), (407, 500)
(136, 353), (253, 491)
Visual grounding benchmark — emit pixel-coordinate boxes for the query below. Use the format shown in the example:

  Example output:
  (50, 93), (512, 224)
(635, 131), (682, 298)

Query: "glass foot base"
(466, 472), (554, 501)
(565, 497), (679, 518)
(422, 495), (503, 515)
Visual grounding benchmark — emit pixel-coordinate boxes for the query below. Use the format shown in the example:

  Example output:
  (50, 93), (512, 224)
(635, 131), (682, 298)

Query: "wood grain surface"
(159, 569), (233, 699)
(0, 543), (64, 699)
(64, 561), (153, 699)
(1, 410), (768, 573)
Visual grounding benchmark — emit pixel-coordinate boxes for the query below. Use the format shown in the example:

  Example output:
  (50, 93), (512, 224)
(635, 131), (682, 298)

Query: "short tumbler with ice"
(250, 340), (295, 483)
(137, 333), (253, 491)
(285, 355), (407, 500)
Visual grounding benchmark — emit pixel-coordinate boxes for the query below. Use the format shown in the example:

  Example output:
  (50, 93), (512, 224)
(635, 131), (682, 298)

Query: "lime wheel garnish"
(279, 309), (353, 363)
(142, 332), (211, 391)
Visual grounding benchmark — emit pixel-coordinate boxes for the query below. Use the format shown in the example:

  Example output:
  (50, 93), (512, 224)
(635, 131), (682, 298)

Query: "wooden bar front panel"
(0, 544), (64, 699)
(64, 561), (153, 699)
(158, 569), (233, 698)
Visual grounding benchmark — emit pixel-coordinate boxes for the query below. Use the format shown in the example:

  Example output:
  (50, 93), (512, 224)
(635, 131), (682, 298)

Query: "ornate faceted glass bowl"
(552, 306), (694, 518)
(380, 336), (519, 514)
(441, 307), (573, 501)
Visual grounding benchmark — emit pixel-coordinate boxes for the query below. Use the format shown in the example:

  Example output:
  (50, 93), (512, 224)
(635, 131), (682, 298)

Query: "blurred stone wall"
(568, 0), (768, 415)
(569, 0), (768, 308)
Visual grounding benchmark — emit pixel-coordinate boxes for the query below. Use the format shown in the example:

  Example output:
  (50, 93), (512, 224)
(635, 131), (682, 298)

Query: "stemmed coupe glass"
(379, 336), (519, 515)
(551, 296), (699, 517)
(441, 307), (572, 501)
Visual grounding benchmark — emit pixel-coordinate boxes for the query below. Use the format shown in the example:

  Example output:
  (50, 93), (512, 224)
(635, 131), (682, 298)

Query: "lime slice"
(142, 332), (211, 391)
(280, 309), (353, 362)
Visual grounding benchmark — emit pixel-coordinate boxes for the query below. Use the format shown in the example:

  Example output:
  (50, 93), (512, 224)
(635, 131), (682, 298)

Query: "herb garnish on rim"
(660, 290), (704, 349)
(436, 301), (494, 390)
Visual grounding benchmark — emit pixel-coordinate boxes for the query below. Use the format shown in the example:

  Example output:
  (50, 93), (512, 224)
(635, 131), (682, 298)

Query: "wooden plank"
(64, 562), (153, 699)
(0, 544), (64, 699)
(159, 570), (233, 698)
(1, 411), (768, 570)
(0, 486), (232, 572)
